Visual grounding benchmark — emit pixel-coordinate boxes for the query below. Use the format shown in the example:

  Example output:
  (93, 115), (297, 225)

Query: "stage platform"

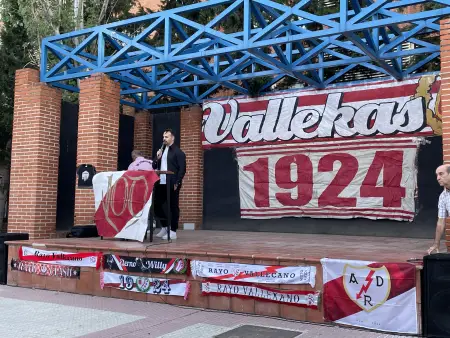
(5, 230), (429, 331)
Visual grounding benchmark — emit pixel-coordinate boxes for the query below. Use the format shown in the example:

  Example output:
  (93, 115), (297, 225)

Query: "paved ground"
(0, 285), (410, 338)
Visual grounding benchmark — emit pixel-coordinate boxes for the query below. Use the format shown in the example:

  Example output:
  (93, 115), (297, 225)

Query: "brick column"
(441, 19), (450, 249)
(74, 74), (120, 225)
(179, 104), (203, 229)
(134, 111), (153, 159)
(8, 69), (62, 238)
(122, 104), (135, 117)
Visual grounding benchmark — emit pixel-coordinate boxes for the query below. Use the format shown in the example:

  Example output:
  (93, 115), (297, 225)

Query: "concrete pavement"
(0, 285), (409, 338)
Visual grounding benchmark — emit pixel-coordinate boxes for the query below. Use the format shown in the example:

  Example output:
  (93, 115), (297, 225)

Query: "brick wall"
(179, 105), (203, 229)
(74, 74), (120, 225)
(134, 111), (153, 159)
(441, 19), (450, 249)
(8, 69), (62, 238)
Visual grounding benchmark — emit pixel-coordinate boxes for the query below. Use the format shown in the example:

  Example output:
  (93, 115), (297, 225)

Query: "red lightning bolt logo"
(356, 270), (375, 299)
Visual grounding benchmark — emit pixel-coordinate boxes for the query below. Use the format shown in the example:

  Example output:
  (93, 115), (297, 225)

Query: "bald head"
(436, 164), (450, 189)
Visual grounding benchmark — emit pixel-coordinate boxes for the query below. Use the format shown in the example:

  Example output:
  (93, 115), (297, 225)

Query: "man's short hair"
(163, 128), (175, 137)
(447, 165), (450, 174)
(131, 150), (143, 157)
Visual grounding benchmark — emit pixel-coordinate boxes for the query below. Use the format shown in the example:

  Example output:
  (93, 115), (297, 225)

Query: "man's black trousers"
(153, 181), (180, 232)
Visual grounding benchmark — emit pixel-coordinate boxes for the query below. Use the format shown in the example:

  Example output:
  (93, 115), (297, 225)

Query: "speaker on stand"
(422, 253), (450, 337)
(0, 233), (29, 285)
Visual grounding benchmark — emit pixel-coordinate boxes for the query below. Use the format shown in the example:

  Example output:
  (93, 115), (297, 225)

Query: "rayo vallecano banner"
(101, 272), (190, 299)
(19, 246), (101, 269)
(202, 280), (320, 308)
(236, 137), (419, 222)
(93, 170), (160, 242)
(103, 254), (189, 275)
(11, 259), (80, 279)
(191, 260), (316, 287)
(202, 75), (441, 148)
(321, 258), (417, 334)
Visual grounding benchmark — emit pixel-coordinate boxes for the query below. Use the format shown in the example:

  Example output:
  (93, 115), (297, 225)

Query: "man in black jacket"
(152, 129), (186, 240)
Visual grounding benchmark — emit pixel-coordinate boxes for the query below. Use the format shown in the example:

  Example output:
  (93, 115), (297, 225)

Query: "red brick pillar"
(179, 104), (203, 229)
(8, 69), (62, 238)
(134, 111), (153, 159)
(74, 74), (120, 225)
(122, 104), (135, 117)
(441, 19), (450, 249)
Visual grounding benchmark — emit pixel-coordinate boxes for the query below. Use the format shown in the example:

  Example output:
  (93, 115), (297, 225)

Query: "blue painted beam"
(40, 0), (449, 108)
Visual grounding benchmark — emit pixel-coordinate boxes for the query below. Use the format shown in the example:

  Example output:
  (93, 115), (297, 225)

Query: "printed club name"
(203, 93), (426, 144)
(212, 283), (315, 305)
(119, 258), (166, 270)
(34, 251), (82, 261)
(208, 268), (296, 279)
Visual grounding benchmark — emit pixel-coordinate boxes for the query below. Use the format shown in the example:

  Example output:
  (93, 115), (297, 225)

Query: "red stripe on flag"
(241, 207), (415, 216)
(323, 262), (416, 322)
(203, 81), (438, 116)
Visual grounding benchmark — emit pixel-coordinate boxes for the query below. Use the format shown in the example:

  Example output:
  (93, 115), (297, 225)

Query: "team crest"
(136, 277), (151, 293)
(343, 264), (391, 312)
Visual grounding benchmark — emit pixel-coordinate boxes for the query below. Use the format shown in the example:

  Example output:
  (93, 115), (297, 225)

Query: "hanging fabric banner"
(19, 246), (101, 269)
(201, 279), (320, 308)
(321, 258), (418, 334)
(93, 170), (160, 242)
(202, 75), (441, 148)
(11, 258), (80, 279)
(101, 272), (190, 299)
(103, 254), (189, 275)
(191, 260), (316, 287)
(236, 137), (419, 222)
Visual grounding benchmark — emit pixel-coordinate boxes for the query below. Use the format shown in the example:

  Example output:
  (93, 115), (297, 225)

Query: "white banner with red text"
(93, 170), (160, 242)
(191, 260), (316, 287)
(236, 137), (419, 222)
(101, 272), (190, 299)
(19, 246), (102, 269)
(201, 279), (320, 308)
(202, 75), (441, 148)
(321, 258), (417, 334)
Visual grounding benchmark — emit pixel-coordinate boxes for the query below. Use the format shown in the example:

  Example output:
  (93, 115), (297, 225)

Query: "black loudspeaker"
(0, 233), (29, 285)
(423, 253), (450, 337)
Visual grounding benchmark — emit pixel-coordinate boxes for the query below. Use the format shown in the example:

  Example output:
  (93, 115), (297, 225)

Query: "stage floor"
(8, 230), (438, 263)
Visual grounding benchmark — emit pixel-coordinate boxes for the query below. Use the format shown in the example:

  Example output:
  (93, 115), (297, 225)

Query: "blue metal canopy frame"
(40, 0), (450, 109)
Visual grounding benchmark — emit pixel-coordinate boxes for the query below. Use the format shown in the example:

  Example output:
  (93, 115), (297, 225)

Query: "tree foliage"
(0, 0), (30, 164)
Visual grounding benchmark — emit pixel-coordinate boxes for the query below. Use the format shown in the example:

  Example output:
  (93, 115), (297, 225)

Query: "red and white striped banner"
(202, 75), (441, 148)
(201, 279), (320, 308)
(101, 272), (190, 299)
(19, 246), (102, 269)
(236, 137), (419, 221)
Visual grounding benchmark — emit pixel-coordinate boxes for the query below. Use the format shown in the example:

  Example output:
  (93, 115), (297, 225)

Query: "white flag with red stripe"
(93, 170), (159, 242)
(19, 246), (101, 269)
(321, 258), (418, 334)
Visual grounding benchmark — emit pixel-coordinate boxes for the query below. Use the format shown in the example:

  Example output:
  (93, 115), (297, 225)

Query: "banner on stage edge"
(321, 258), (418, 334)
(191, 260), (316, 287)
(11, 258), (80, 279)
(103, 254), (189, 275)
(93, 170), (160, 242)
(101, 271), (190, 299)
(19, 246), (101, 269)
(201, 279), (320, 308)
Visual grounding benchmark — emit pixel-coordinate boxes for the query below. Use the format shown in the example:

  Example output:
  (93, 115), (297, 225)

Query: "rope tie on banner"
(184, 281), (191, 300)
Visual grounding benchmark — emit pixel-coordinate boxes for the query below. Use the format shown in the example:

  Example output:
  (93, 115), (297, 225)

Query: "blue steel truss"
(41, 0), (450, 109)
